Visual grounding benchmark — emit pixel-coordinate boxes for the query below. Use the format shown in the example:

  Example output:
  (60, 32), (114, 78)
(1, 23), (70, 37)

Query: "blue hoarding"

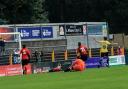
(41, 27), (53, 38)
(86, 57), (108, 68)
(18, 27), (53, 39)
(31, 28), (41, 38)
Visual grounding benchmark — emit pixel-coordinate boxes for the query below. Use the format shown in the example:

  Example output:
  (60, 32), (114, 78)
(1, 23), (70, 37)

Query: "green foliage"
(0, 0), (48, 24)
(45, 0), (128, 33)
(31, 0), (49, 23)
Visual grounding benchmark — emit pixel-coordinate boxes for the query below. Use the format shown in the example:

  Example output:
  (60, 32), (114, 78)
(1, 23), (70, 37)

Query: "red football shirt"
(20, 48), (30, 60)
(77, 45), (88, 55)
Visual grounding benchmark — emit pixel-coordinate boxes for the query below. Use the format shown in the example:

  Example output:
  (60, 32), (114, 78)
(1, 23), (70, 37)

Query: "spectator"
(34, 50), (39, 62)
(117, 46), (124, 55)
(40, 51), (44, 62)
(76, 42), (88, 62)
(0, 37), (5, 55)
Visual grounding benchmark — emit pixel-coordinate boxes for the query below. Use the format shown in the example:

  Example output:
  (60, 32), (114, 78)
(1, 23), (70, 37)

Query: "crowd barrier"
(0, 47), (126, 76)
(29, 47), (124, 63)
(0, 47), (125, 66)
(0, 46), (124, 65)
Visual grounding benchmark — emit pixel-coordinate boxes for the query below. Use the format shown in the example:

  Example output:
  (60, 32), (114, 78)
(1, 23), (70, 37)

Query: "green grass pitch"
(0, 65), (128, 89)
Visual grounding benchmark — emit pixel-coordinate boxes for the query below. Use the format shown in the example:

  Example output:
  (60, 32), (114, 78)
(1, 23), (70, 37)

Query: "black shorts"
(0, 46), (5, 52)
(99, 53), (109, 67)
(81, 55), (88, 62)
(101, 52), (108, 57)
(22, 60), (29, 66)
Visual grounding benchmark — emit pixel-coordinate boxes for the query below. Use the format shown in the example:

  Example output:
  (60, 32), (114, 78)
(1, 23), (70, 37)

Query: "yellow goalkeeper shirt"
(99, 40), (111, 53)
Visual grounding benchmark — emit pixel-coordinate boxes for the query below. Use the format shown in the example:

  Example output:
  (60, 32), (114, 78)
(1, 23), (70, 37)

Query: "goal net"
(0, 32), (21, 50)
(0, 32), (22, 64)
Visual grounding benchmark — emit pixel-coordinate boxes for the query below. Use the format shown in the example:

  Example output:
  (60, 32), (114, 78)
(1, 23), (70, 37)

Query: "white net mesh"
(0, 32), (21, 55)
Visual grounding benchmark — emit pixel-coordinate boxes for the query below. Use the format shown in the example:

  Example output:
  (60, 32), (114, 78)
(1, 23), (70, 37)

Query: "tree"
(0, 0), (48, 24)
(31, 0), (49, 23)
(46, 0), (128, 33)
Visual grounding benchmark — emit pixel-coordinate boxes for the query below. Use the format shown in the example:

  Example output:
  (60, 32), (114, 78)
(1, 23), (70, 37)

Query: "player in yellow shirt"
(93, 37), (112, 67)
(94, 37), (118, 68)
(94, 37), (111, 57)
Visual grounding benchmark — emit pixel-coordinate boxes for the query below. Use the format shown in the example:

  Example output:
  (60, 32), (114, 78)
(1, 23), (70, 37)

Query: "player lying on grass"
(49, 56), (86, 72)
(49, 63), (62, 72)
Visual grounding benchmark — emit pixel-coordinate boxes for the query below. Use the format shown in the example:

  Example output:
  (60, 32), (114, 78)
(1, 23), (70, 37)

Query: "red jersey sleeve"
(26, 49), (30, 56)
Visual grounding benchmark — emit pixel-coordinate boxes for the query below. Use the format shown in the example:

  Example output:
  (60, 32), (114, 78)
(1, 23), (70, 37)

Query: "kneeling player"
(64, 57), (86, 72)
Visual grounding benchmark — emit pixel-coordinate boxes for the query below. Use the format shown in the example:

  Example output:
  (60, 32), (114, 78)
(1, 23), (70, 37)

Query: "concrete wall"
(113, 34), (128, 48)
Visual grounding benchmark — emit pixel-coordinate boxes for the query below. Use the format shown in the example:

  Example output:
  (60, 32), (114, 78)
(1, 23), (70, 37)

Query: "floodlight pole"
(86, 23), (89, 49)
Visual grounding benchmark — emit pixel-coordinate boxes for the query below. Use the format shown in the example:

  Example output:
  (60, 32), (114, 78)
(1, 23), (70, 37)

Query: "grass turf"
(0, 65), (128, 89)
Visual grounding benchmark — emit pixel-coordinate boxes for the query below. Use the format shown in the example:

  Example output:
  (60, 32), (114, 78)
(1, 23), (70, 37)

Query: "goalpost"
(0, 32), (22, 50)
(0, 32), (22, 64)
